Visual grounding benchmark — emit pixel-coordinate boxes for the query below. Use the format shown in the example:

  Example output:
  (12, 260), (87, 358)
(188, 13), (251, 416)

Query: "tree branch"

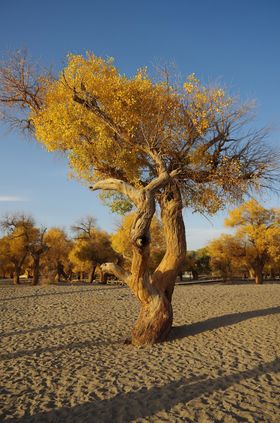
(90, 178), (142, 206)
(144, 169), (180, 194)
(100, 262), (131, 284)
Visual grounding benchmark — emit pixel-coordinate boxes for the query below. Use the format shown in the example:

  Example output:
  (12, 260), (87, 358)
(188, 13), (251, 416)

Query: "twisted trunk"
(91, 171), (183, 346)
(128, 190), (173, 346)
(153, 183), (186, 302)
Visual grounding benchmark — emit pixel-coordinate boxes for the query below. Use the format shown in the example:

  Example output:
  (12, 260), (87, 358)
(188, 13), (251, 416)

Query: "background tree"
(42, 228), (71, 282)
(0, 236), (14, 278)
(0, 52), (279, 344)
(207, 234), (243, 281)
(70, 216), (117, 283)
(224, 200), (280, 284)
(28, 227), (48, 285)
(0, 214), (35, 284)
(183, 248), (210, 280)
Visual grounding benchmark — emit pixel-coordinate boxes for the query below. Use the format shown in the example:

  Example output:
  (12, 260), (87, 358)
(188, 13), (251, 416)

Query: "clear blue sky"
(0, 0), (279, 249)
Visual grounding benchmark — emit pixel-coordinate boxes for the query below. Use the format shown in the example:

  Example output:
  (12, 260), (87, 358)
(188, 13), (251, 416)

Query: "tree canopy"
(1, 52), (278, 213)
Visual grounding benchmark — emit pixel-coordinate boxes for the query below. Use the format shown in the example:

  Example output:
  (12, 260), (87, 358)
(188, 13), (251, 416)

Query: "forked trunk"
(128, 186), (185, 345)
(130, 184), (186, 345)
(92, 171), (183, 345)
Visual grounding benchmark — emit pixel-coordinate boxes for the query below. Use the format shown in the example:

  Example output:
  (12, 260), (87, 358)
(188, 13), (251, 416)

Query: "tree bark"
(32, 256), (40, 285)
(153, 183), (187, 301)
(56, 262), (68, 282)
(251, 264), (264, 284)
(99, 268), (108, 284)
(13, 268), (20, 285)
(254, 269), (263, 284)
(91, 171), (183, 346)
(88, 264), (96, 283)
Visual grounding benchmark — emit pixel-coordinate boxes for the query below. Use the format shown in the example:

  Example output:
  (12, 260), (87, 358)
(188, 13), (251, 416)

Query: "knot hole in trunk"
(135, 235), (149, 247)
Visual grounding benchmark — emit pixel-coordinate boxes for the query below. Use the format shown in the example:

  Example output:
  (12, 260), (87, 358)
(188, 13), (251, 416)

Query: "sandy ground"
(0, 281), (280, 423)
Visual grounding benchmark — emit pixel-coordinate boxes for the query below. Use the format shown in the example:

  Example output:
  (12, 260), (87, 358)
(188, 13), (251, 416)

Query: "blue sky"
(0, 0), (279, 249)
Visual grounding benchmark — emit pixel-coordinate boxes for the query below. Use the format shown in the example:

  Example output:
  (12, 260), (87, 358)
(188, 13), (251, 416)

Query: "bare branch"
(100, 262), (131, 284)
(144, 169), (179, 194)
(90, 179), (142, 206)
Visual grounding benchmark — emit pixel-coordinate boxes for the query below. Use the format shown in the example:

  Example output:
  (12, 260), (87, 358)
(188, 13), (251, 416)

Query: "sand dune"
(0, 282), (279, 422)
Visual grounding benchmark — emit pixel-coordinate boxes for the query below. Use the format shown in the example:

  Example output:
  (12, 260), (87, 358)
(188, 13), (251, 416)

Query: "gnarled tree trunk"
(127, 188), (175, 345)
(153, 183), (186, 301)
(93, 171), (185, 346)
(131, 183), (187, 345)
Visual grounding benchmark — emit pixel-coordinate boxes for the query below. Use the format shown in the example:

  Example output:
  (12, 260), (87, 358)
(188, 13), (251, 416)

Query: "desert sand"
(0, 281), (279, 422)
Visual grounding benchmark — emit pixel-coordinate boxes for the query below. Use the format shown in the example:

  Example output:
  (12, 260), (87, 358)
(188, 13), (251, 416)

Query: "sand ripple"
(0, 283), (279, 422)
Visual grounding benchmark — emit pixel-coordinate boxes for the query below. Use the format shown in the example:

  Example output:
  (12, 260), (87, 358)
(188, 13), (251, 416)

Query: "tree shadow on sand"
(0, 338), (121, 361)
(1, 306), (279, 361)
(170, 306), (280, 341)
(0, 319), (100, 338)
(0, 285), (126, 302)
(7, 357), (280, 423)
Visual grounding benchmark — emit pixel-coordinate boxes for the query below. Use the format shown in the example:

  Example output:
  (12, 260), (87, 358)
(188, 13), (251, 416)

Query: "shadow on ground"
(4, 357), (279, 423)
(1, 306), (279, 362)
(0, 285), (126, 302)
(170, 306), (280, 340)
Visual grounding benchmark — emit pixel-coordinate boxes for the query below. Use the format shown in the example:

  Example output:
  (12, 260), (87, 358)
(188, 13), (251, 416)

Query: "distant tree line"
(0, 214), (112, 284)
(181, 200), (280, 284)
(0, 213), (168, 285)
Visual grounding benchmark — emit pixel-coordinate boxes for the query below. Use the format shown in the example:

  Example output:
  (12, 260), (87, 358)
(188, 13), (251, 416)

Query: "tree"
(28, 227), (48, 285)
(0, 52), (279, 344)
(207, 234), (242, 281)
(0, 214), (49, 284)
(0, 214), (35, 284)
(111, 212), (165, 272)
(70, 216), (117, 283)
(183, 248), (210, 280)
(42, 228), (71, 281)
(0, 236), (14, 278)
(224, 200), (280, 284)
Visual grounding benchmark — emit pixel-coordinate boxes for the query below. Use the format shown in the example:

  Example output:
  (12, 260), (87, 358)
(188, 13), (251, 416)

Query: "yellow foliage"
(13, 51), (272, 215)
(43, 227), (72, 268)
(208, 200), (280, 281)
(69, 228), (116, 273)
